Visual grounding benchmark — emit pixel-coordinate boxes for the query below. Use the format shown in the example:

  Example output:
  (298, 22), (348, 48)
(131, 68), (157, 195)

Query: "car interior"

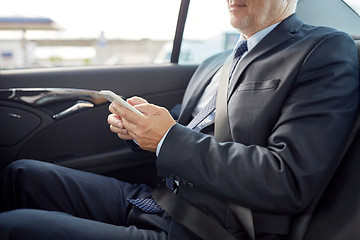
(0, 0), (360, 239)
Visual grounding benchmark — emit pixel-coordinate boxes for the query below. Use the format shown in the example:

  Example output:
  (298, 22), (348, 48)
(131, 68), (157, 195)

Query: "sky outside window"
(343, 0), (360, 14)
(0, 0), (181, 68)
(1, 0), (181, 40)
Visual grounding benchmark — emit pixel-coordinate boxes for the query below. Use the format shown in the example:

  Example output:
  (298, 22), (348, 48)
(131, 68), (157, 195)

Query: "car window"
(0, 0), (181, 70)
(343, 0), (360, 15)
(296, 0), (360, 35)
(177, 0), (238, 65)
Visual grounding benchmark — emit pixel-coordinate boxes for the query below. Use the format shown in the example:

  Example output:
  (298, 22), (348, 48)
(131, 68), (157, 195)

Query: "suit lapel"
(178, 51), (231, 124)
(228, 14), (304, 99)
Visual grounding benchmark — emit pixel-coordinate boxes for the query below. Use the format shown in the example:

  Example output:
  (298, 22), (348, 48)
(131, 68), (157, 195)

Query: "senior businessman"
(0, 0), (359, 239)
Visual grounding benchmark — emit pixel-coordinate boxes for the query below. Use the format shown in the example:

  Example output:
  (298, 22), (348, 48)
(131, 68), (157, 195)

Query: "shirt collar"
(234, 22), (280, 55)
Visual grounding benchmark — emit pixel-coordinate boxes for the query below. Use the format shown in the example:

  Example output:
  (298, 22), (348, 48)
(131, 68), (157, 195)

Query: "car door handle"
(53, 100), (94, 119)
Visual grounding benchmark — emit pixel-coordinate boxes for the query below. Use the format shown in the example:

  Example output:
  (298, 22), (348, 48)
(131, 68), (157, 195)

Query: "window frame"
(170, 0), (190, 64)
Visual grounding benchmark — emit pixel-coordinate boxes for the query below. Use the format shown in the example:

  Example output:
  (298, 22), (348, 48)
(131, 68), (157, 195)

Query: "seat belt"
(215, 54), (256, 240)
(153, 187), (237, 240)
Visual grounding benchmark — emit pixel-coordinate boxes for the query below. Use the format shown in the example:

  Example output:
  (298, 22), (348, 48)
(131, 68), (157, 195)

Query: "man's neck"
(242, 12), (295, 39)
(235, 22), (279, 57)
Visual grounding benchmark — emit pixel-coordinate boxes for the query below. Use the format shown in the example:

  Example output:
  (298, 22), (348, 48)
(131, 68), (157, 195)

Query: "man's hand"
(107, 96), (147, 140)
(107, 96), (176, 152)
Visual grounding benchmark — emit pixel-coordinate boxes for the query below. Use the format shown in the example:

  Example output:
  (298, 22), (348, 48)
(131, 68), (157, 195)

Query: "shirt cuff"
(156, 125), (174, 157)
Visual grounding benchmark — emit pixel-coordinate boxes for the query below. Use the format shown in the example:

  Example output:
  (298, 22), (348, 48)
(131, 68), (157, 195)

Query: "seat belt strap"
(215, 53), (256, 240)
(152, 187), (236, 240)
(214, 53), (233, 142)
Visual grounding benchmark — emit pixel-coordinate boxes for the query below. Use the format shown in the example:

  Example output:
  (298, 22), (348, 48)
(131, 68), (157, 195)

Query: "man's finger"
(117, 133), (133, 140)
(127, 96), (148, 105)
(107, 113), (124, 129)
(110, 102), (144, 124)
(109, 125), (133, 140)
(121, 118), (139, 134)
(133, 103), (164, 116)
(109, 125), (128, 134)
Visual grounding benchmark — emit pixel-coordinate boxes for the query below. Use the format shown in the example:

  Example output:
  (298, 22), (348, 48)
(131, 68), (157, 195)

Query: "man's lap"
(0, 159), (171, 239)
(0, 209), (168, 240)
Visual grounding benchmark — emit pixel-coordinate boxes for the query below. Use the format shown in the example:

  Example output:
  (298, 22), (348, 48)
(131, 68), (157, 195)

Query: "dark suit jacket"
(155, 14), (359, 239)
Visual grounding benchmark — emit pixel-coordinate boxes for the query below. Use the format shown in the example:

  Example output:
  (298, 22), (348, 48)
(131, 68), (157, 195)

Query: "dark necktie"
(234, 40), (249, 58)
(187, 40), (248, 130)
(128, 40), (248, 213)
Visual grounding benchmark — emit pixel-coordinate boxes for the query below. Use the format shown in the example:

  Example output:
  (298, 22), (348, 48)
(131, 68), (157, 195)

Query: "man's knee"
(0, 160), (58, 211)
(3, 159), (44, 175)
(1, 159), (50, 186)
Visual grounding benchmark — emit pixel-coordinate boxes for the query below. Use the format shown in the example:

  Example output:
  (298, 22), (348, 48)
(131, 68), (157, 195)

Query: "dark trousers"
(0, 159), (171, 240)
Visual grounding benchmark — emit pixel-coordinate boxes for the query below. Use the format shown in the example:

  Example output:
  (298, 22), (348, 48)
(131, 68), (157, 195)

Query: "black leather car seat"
(301, 38), (360, 240)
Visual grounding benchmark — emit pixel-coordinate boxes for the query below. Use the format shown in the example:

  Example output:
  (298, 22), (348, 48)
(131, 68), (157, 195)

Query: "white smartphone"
(100, 90), (144, 116)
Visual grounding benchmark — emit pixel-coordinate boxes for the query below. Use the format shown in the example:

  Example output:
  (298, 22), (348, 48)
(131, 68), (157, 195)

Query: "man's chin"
(230, 16), (250, 32)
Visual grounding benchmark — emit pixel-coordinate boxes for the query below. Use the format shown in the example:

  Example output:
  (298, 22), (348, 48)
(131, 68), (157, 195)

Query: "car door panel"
(0, 64), (197, 185)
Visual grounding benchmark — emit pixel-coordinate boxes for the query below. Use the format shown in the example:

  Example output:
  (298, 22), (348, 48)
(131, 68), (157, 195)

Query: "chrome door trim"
(0, 88), (108, 107)
(52, 100), (95, 119)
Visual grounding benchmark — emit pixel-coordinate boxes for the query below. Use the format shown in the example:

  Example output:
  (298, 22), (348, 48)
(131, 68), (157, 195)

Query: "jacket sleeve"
(156, 33), (359, 214)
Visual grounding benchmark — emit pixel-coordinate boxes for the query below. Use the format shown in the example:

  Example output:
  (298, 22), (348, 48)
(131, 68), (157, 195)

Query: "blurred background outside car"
(0, 0), (359, 70)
